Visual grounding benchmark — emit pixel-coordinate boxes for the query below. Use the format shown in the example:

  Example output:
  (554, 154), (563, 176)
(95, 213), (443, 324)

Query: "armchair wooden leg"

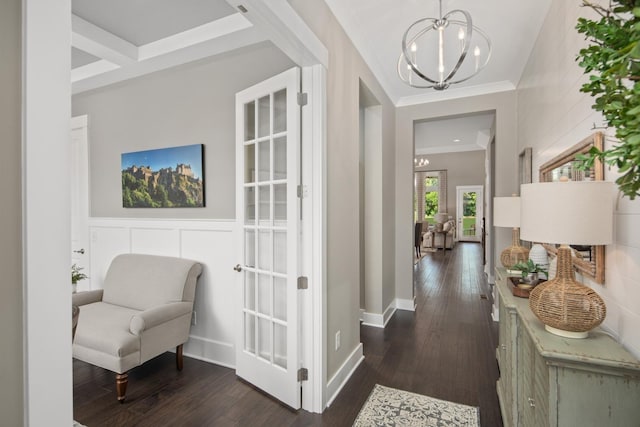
(176, 344), (184, 371)
(116, 373), (128, 403)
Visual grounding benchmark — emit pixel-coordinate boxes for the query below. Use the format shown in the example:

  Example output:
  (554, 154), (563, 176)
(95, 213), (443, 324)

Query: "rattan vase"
(528, 246), (606, 339)
(500, 228), (529, 268)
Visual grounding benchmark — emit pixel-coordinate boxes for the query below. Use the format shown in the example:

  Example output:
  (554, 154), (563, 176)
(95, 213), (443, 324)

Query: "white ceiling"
(323, 0), (552, 106)
(321, 0), (551, 157)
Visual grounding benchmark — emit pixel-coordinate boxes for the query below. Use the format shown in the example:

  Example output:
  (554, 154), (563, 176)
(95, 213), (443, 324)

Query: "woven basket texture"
(529, 247), (606, 332)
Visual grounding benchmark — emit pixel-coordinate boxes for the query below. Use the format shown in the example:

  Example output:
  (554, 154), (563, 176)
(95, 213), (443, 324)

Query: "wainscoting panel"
(88, 218), (237, 368)
(130, 227), (180, 256)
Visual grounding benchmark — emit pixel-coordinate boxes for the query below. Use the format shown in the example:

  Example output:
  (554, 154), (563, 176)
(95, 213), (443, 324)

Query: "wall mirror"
(539, 132), (605, 283)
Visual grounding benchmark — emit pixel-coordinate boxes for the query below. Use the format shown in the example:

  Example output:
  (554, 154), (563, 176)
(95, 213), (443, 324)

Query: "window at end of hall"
(414, 174), (439, 223)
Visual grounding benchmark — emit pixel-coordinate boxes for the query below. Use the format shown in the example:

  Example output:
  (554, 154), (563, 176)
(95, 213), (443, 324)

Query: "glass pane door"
(236, 68), (300, 409)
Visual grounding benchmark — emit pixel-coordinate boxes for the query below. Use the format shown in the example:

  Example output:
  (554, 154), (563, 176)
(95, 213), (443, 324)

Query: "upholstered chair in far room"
(72, 253), (202, 402)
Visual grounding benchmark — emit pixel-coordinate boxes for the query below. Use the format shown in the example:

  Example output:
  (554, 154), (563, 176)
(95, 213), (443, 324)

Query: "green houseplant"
(512, 259), (548, 284)
(575, 0), (640, 199)
(71, 264), (88, 292)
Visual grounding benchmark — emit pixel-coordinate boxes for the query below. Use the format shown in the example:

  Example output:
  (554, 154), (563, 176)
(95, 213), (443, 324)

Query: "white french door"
(456, 185), (483, 242)
(235, 67), (302, 409)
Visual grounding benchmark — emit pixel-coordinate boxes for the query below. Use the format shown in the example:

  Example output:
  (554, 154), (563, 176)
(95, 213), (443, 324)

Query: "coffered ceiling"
(70, 0), (265, 94)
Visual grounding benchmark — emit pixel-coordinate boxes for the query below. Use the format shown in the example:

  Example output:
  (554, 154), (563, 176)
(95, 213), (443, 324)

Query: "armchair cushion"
(74, 302), (141, 359)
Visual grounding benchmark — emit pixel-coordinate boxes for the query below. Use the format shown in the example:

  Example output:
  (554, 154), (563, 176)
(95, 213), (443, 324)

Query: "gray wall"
(0, 0), (24, 424)
(416, 150), (486, 217)
(73, 42), (294, 219)
(289, 0), (397, 380)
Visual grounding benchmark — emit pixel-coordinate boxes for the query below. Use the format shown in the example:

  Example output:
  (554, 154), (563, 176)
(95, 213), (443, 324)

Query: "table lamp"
(494, 196), (529, 270)
(520, 181), (614, 338)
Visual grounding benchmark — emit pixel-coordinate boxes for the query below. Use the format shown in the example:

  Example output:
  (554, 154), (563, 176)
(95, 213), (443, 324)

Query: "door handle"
(73, 248), (85, 255)
(233, 264), (243, 272)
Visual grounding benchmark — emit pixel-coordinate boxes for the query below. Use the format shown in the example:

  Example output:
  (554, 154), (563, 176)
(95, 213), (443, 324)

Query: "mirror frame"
(538, 132), (605, 284)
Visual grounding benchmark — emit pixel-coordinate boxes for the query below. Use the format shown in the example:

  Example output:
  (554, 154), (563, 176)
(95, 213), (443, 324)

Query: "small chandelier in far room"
(398, 0), (492, 90)
(414, 157), (429, 167)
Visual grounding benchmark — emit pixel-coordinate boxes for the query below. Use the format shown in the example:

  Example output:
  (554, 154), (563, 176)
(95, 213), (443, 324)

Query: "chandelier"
(398, 0), (492, 90)
(414, 157), (430, 167)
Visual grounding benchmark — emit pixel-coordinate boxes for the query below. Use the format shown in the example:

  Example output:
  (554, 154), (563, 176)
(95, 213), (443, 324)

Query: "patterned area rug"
(353, 384), (480, 427)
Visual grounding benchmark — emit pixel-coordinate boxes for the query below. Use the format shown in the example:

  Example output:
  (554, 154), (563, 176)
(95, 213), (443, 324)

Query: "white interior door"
(235, 67), (301, 409)
(71, 115), (91, 290)
(456, 185), (483, 243)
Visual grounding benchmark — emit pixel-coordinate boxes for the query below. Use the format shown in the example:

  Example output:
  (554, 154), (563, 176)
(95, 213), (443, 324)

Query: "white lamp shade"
(520, 181), (614, 245)
(494, 196), (520, 227)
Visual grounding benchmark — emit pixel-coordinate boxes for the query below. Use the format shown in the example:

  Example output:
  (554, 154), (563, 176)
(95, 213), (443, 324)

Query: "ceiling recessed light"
(453, 139), (461, 143)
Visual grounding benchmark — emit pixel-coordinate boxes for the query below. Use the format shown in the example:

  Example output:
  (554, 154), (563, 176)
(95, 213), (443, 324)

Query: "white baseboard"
(361, 300), (396, 328)
(326, 343), (364, 407)
(182, 334), (235, 369)
(395, 297), (416, 312)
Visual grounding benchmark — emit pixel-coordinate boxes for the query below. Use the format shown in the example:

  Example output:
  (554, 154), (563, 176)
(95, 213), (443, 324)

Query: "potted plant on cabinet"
(512, 259), (548, 287)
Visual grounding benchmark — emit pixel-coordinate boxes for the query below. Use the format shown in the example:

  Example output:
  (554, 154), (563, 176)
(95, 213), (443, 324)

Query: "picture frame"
(121, 144), (205, 208)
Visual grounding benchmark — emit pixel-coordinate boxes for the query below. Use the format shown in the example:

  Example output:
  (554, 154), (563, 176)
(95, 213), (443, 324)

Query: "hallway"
(73, 242), (502, 426)
(320, 242), (502, 426)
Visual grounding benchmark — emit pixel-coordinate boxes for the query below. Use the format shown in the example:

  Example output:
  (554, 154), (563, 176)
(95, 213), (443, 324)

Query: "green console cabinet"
(495, 267), (640, 427)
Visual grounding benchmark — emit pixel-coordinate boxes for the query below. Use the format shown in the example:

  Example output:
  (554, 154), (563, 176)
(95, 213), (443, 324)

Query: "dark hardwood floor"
(74, 242), (502, 426)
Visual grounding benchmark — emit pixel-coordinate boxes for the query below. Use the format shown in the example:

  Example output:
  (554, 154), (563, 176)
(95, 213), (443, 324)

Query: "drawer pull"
(501, 344), (506, 350)
(528, 397), (535, 408)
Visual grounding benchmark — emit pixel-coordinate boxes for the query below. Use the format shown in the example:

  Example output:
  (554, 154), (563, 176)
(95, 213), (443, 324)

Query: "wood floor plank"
(74, 242), (501, 426)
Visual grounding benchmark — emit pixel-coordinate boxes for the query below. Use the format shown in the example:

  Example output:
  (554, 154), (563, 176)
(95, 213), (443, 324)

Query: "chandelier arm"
(445, 24), (492, 85)
(440, 10), (473, 84)
(397, 53), (440, 88)
(396, 56), (438, 88)
(401, 18), (441, 85)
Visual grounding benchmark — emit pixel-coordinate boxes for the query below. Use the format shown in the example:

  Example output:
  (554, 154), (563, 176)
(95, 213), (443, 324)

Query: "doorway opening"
(456, 185), (483, 242)
(412, 111), (494, 261)
(358, 80), (384, 324)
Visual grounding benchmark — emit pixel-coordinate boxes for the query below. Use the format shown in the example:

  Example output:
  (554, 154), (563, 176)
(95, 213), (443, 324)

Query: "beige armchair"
(72, 253), (202, 402)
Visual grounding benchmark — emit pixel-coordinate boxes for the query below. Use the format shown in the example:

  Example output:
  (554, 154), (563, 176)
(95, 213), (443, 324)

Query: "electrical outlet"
(335, 330), (341, 351)
(191, 311), (197, 326)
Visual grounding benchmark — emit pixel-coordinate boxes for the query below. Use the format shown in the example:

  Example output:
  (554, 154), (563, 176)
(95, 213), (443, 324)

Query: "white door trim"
(301, 64), (327, 413)
(456, 185), (484, 242)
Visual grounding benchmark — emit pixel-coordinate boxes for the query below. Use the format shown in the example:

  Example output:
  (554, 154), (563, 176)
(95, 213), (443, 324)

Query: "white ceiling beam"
(71, 59), (119, 83)
(72, 26), (265, 94)
(225, 0), (328, 68)
(72, 14), (138, 66)
(139, 13), (252, 60)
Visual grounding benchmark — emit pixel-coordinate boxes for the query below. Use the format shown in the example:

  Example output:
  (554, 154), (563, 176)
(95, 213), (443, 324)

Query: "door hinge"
(297, 92), (308, 106)
(297, 185), (308, 199)
(297, 276), (308, 290)
(298, 367), (308, 382)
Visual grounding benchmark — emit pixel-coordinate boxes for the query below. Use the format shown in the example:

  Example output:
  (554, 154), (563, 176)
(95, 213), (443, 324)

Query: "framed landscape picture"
(121, 144), (205, 208)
